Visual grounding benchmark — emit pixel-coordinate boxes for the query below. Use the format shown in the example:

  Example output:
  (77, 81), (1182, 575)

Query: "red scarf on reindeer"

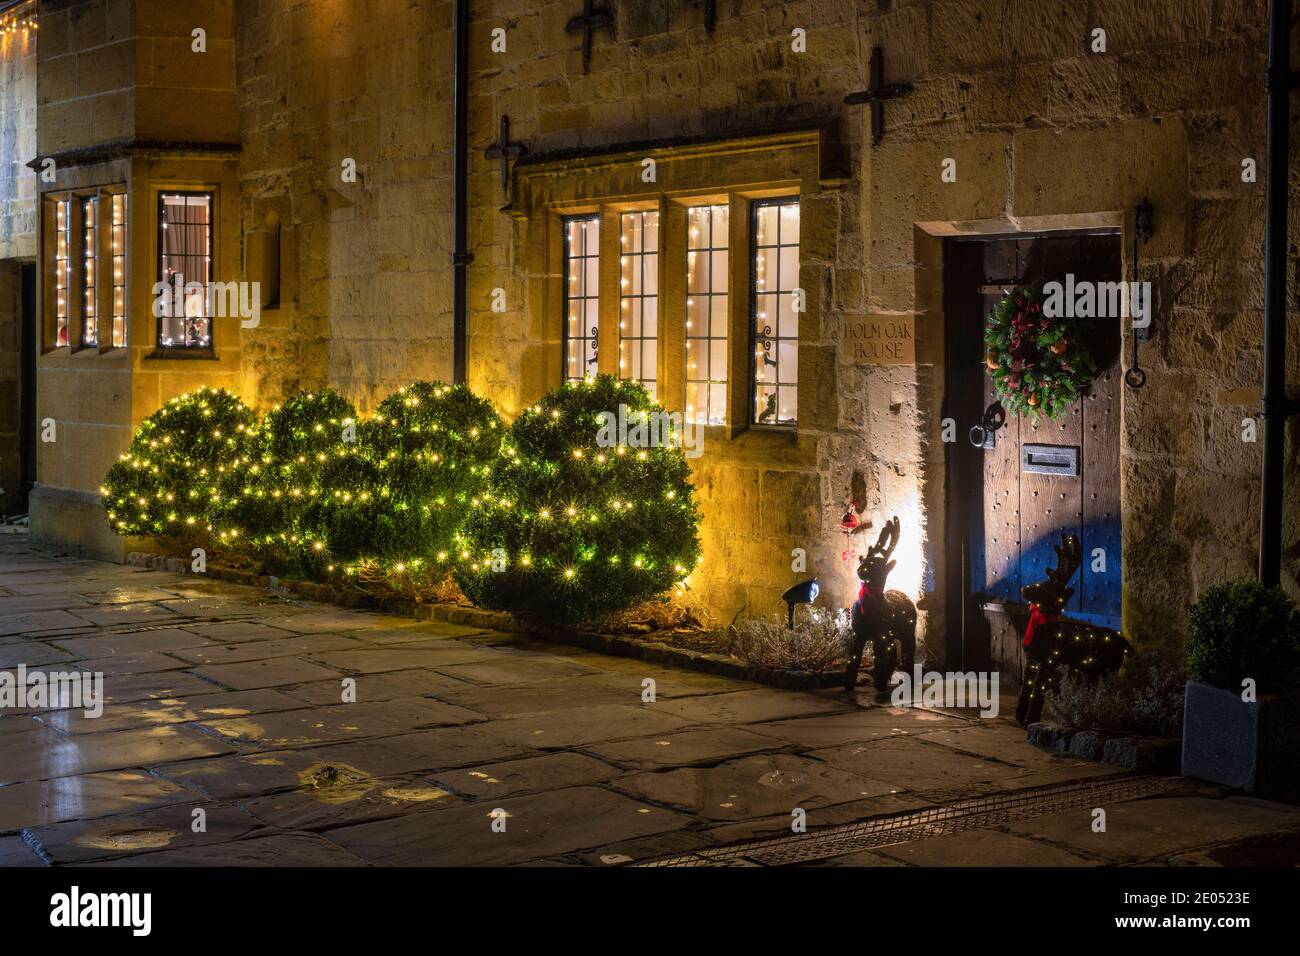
(855, 583), (885, 613)
(1022, 603), (1058, 650)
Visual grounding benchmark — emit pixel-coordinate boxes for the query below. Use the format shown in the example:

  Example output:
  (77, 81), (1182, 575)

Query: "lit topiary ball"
(101, 386), (256, 539)
(210, 389), (356, 572)
(455, 374), (702, 625)
(303, 381), (503, 587)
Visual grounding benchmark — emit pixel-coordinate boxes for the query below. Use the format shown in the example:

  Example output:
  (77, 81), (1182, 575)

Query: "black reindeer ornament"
(1016, 535), (1132, 725)
(845, 517), (917, 692)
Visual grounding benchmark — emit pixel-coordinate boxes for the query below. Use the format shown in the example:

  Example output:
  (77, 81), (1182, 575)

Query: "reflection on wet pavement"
(2, 536), (1299, 866)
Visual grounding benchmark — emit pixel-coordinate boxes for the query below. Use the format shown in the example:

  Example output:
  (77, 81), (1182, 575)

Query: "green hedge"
(454, 374), (701, 625)
(1187, 580), (1300, 694)
(103, 377), (702, 621)
(101, 386), (256, 539)
(210, 389), (357, 573)
(301, 381), (503, 587)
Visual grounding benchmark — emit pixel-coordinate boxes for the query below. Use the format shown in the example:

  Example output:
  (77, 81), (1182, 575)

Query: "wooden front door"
(943, 233), (1122, 676)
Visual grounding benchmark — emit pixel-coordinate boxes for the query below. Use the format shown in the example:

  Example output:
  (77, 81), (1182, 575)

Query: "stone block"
(29, 483), (125, 562)
(539, 105), (591, 136)
(690, 463), (760, 535)
(146, 38), (237, 91)
(63, 0), (109, 50)
(1124, 369), (1204, 459)
(37, 53), (77, 106)
(75, 40), (133, 98)
(1183, 679), (1300, 794)
(870, 134), (1008, 265)
(1092, 0), (1215, 52)
(759, 469), (821, 538)
(797, 344), (838, 432)
(88, 90), (134, 144)
(1012, 119), (1188, 259)
(1068, 730), (1105, 761)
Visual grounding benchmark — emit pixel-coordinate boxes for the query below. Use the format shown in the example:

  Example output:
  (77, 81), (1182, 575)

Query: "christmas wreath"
(983, 280), (1095, 421)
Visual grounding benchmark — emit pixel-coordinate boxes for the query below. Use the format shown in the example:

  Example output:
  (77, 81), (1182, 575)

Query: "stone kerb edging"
(1026, 721), (1182, 774)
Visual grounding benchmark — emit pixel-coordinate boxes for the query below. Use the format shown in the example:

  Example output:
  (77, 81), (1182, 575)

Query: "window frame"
(684, 203), (730, 427)
(79, 195), (99, 349)
(561, 212), (601, 383)
(548, 187), (802, 438)
(42, 185), (128, 354)
(618, 208), (660, 399)
(155, 189), (216, 353)
(109, 192), (128, 349)
(748, 196), (801, 429)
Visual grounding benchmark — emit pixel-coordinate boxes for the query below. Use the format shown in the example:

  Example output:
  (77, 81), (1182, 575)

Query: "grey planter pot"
(1181, 679), (1300, 794)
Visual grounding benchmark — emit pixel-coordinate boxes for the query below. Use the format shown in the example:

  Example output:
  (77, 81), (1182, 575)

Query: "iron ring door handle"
(969, 401), (1006, 448)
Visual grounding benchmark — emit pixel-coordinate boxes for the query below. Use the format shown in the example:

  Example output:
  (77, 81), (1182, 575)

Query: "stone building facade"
(3, 0), (1293, 668)
(0, 0), (36, 516)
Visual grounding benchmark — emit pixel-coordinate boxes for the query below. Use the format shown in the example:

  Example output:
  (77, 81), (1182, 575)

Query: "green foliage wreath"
(983, 281), (1095, 421)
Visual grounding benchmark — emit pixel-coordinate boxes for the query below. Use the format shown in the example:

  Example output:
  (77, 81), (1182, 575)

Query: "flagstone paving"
(2, 536), (1299, 866)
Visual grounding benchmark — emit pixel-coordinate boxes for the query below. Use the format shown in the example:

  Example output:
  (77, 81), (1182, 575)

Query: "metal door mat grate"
(638, 774), (1185, 866)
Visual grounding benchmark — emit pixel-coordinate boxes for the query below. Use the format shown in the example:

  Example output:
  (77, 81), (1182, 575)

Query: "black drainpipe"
(1260, 0), (1294, 587)
(451, 0), (471, 385)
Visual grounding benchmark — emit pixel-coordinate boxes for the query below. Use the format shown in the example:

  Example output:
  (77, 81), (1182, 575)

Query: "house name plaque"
(843, 315), (915, 365)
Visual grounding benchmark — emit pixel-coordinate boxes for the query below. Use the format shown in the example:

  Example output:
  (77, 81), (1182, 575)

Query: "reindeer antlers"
(869, 516), (901, 560)
(1046, 534), (1082, 587)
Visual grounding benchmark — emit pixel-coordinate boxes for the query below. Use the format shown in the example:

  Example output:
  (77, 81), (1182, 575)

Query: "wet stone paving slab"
(2, 537), (1299, 866)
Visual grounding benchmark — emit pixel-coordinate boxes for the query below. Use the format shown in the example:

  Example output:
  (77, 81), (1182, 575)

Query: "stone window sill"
(146, 347), (217, 361)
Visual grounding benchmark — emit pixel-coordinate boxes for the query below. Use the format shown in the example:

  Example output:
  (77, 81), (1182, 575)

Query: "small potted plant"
(1181, 580), (1300, 793)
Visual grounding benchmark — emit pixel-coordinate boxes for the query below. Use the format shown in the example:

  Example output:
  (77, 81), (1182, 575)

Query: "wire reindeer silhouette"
(1016, 534), (1132, 725)
(844, 516), (917, 692)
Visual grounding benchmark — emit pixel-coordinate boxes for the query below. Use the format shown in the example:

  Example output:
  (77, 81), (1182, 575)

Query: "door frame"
(940, 227), (1124, 673)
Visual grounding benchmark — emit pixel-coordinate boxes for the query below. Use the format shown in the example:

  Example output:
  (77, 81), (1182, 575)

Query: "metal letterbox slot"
(1021, 443), (1080, 477)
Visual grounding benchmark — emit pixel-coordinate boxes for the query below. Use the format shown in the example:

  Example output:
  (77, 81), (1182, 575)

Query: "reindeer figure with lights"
(844, 516), (917, 693)
(1016, 534), (1132, 726)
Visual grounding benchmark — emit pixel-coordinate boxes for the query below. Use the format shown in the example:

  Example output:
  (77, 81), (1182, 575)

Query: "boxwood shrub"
(1187, 580), (1300, 694)
(209, 389), (357, 573)
(454, 374), (701, 625)
(104, 378), (702, 620)
(101, 386), (256, 540)
(301, 381), (503, 588)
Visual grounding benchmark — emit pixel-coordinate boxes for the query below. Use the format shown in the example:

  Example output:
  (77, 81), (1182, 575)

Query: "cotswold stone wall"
(852, 0), (1286, 645)
(0, 18), (36, 262)
(30, 0), (240, 559)
(223, 0), (1289, 649)
(234, 0), (457, 413)
(0, 16), (36, 515)
(465, 0), (878, 634)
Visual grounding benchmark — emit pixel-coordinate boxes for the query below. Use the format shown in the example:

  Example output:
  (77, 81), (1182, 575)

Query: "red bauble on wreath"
(983, 280), (1096, 421)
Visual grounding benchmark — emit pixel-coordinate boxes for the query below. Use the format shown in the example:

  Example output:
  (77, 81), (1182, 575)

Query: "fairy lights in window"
(686, 205), (728, 425)
(81, 196), (98, 347)
(54, 199), (69, 347)
(619, 210), (659, 399)
(752, 198), (800, 426)
(563, 215), (600, 381)
(158, 192), (213, 348)
(111, 194), (127, 347)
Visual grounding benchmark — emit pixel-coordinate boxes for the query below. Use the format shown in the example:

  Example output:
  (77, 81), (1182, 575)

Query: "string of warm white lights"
(454, 375), (701, 625)
(102, 377), (703, 622)
(0, 4), (36, 36)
